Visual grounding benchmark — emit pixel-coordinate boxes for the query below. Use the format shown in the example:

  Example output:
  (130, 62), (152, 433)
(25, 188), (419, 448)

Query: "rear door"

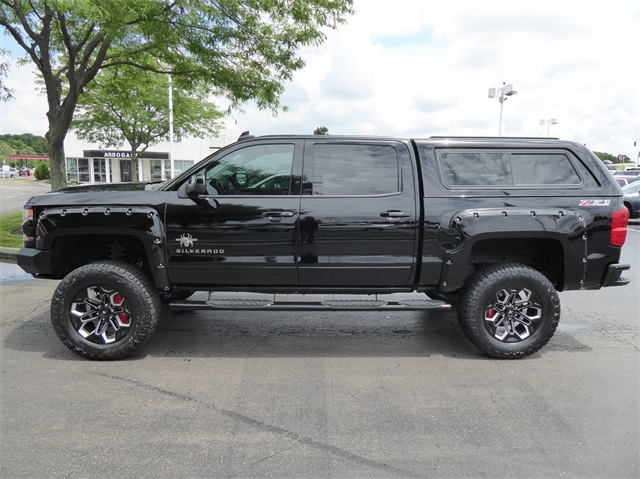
(297, 139), (419, 287)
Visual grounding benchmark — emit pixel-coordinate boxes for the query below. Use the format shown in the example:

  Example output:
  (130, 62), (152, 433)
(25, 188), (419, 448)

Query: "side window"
(306, 144), (399, 195)
(203, 144), (294, 195)
(510, 153), (581, 185)
(439, 149), (583, 187)
(440, 151), (511, 186)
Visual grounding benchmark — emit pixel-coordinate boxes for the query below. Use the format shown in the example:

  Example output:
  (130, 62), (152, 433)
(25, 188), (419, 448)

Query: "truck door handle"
(263, 210), (295, 218)
(380, 210), (411, 218)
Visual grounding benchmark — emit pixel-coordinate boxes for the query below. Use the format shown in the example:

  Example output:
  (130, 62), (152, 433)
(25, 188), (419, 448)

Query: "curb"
(0, 247), (19, 264)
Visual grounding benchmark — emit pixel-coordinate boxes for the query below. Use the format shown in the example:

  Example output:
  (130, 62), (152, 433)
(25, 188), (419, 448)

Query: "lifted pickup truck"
(18, 135), (630, 360)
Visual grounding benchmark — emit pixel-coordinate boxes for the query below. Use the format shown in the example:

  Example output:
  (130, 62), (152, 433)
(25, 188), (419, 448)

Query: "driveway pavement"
(0, 177), (50, 214)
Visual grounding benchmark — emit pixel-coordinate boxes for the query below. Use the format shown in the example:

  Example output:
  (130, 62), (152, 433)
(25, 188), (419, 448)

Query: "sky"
(1, 0), (639, 161)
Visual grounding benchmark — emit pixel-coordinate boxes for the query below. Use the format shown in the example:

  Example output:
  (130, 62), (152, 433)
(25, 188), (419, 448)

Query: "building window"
(66, 158), (90, 183)
(93, 158), (111, 183)
(150, 160), (195, 181)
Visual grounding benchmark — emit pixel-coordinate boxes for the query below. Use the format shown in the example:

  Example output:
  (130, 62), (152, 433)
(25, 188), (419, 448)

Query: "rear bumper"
(601, 263), (631, 287)
(16, 248), (53, 276)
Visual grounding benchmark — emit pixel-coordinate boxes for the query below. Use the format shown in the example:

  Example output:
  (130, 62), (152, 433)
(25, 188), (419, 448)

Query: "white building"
(63, 134), (230, 184)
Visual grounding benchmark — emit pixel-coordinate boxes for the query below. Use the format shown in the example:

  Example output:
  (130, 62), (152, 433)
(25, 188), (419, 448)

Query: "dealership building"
(63, 135), (229, 184)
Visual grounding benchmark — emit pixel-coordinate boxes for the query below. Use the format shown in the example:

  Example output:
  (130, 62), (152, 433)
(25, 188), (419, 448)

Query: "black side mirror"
(185, 174), (207, 197)
(236, 172), (248, 187)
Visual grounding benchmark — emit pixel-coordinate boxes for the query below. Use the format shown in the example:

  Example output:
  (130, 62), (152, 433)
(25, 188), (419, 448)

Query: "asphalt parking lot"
(1, 181), (638, 478)
(0, 177), (49, 214)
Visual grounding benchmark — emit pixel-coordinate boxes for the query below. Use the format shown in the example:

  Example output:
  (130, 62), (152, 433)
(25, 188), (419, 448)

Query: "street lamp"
(488, 82), (517, 136)
(540, 118), (559, 136)
(168, 73), (175, 179)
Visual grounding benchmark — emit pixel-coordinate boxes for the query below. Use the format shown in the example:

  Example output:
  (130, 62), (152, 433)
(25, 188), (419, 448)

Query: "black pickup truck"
(18, 134), (631, 360)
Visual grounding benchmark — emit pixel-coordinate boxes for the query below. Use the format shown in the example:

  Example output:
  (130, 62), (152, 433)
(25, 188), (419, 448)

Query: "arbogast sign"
(82, 150), (170, 160)
(105, 151), (133, 158)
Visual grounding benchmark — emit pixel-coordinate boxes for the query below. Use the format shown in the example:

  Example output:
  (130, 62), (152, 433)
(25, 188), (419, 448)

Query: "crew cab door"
(297, 139), (419, 287)
(164, 140), (303, 287)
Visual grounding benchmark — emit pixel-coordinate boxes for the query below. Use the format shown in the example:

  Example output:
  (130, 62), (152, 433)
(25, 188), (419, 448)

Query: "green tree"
(1, 0), (354, 190)
(1, 133), (48, 154)
(0, 48), (13, 101)
(314, 126), (329, 135)
(593, 151), (618, 164)
(72, 63), (223, 180)
(0, 140), (14, 164)
(34, 161), (50, 179)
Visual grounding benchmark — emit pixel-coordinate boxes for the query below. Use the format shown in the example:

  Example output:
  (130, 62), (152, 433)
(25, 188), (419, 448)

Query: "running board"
(169, 297), (451, 312)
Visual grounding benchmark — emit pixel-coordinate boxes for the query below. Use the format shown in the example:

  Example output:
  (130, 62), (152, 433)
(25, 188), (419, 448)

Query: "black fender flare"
(34, 206), (170, 290)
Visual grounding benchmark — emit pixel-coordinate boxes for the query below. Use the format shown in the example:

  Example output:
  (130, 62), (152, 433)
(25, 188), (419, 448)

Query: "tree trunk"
(45, 89), (78, 190)
(46, 131), (68, 190)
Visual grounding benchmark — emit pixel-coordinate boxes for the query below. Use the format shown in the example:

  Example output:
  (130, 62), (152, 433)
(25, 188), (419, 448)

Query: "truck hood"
(51, 182), (165, 193)
(26, 181), (170, 209)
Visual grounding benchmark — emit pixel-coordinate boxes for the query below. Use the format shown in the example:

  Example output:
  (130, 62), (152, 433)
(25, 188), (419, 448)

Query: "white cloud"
(2, 0), (639, 160)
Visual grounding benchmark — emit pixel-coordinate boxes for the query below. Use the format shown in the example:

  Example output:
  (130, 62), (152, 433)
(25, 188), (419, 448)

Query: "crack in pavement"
(92, 371), (425, 479)
(227, 444), (296, 479)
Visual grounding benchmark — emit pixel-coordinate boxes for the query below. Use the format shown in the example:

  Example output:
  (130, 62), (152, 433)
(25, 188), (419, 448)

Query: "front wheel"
(457, 263), (560, 359)
(51, 261), (160, 360)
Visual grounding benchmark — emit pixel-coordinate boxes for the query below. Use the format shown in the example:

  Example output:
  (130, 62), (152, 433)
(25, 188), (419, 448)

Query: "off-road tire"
(457, 263), (560, 359)
(51, 261), (160, 360)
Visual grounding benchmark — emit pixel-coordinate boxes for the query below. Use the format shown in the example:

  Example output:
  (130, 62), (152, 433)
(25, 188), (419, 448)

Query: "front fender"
(34, 206), (170, 290)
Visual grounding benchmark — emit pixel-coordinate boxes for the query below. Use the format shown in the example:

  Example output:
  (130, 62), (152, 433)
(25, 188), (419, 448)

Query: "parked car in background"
(622, 180), (640, 219)
(18, 166), (31, 176)
(1, 166), (17, 178)
(614, 174), (640, 187)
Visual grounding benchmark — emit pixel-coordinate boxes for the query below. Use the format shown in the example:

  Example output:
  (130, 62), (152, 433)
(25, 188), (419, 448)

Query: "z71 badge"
(579, 199), (611, 206)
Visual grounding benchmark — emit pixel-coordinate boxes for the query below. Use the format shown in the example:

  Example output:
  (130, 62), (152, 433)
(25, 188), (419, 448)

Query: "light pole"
(540, 118), (559, 136)
(168, 73), (175, 180)
(488, 82), (517, 136)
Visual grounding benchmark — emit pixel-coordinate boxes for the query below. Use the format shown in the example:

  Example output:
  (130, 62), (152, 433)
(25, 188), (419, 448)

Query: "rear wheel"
(51, 261), (160, 360)
(457, 263), (560, 359)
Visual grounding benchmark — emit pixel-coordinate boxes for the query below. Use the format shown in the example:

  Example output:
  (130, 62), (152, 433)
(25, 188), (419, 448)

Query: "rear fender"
(439, 208), (588, 292)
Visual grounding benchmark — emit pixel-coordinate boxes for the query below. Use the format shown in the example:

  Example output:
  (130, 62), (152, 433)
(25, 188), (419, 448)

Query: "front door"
(164, 141), (303, 288)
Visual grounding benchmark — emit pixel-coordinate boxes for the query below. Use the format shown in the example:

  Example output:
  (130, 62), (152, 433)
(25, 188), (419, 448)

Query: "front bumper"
(16, 248), (53, 276)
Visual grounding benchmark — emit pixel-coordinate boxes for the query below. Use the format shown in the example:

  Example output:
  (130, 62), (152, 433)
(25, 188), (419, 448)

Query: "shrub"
(34, 162), (50, 180)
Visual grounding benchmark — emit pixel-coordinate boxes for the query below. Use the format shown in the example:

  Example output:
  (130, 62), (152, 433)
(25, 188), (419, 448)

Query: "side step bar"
(169, 298), (451, 312)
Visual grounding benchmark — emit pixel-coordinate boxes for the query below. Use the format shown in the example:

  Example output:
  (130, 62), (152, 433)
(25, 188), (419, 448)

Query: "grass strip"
(0, 211), (24, 248)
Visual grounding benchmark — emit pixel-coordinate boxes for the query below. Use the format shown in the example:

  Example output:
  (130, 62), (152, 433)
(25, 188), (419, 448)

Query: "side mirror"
(236, 172), (248, 187)
(185, 174), (207, 197)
